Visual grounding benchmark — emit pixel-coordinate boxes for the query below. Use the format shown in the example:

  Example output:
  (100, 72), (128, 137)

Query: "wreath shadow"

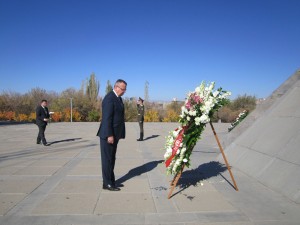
(171, 161), (228, 198)
(116, 160), (164, 184)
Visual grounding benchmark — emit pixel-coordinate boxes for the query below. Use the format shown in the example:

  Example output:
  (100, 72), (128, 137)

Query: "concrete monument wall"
(220, 69), (300, 203)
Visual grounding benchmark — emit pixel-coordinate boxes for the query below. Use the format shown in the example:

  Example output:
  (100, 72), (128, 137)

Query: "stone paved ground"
(0, 122), (299, 225)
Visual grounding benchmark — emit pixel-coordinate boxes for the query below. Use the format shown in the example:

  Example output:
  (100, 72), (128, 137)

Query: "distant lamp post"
(70, 98), (73, 123)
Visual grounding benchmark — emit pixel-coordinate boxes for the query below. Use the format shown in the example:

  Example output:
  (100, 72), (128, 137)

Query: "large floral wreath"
(163, 81), (231, 175)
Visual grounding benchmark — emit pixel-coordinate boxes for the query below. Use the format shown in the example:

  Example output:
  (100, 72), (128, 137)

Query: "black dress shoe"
(114, 183), (124, 187)
(137, 138), (143, 141)
(37, 142), (41, 144)
(42, 143), (49, 146)
(103, 184), (120, 191)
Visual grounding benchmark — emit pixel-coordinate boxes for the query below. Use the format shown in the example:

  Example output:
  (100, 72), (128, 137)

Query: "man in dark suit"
(36, 99), (50, 146)
(96, 79), (127, 191)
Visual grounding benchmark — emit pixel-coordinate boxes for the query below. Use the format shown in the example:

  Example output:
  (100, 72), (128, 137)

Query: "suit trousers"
(100, 138), (119, 186)
(139, 121), (144, 134)
(139, 121), (144, 139)
(37, 124), (47, 144)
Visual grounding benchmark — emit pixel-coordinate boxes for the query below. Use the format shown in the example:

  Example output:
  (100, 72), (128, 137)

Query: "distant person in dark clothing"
(36, 100), (50, 146)
(96, 79), (127, 191)
(137, 97), (144, 141)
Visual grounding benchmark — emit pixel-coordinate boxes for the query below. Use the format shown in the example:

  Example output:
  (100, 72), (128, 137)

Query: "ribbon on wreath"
(165, 126), (188, 167)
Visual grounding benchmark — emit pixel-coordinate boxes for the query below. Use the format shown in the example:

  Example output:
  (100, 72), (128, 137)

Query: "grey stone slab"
(95, 193), (156, 213)
(213, 170), (300, 223)
(0, 179), (45, 194)
(115, 158), (145, 166)
(194, 211), (250, 223)
(276, 130), (300, 165)
(234, 117), (273, 149)
(145, 213), (198, 224)
(75, 158), (101, 167)
(175, 179), (217, 193)
(0, 159), (37, 168)
(256, 159), (300, 203)
(6, 147), (92, 217)
(13, 166), (61, 176)
(222, 144), (250, 166)
(52, 179), (101, 194)
(186, 222), (254, 225)
(270, 85), (300, 117)
(0, 216), (61, 225)
(114, 165), (148, 178)
(32, 193), (99, 215)
(0, 194), (26, 216)
(231, 148), (274, 179)
(84, 151), (100, 158)
(28, 158), (70, 167)
(67, 166), (101, 176)
(0, 166), (24, 175)
(251, 118), (300, 156)
(172, 190), (236, 212)
(148, 178), (169, 191)
(91, 214), (145, 224)
(253, 222), (300, 225)
(115, 177), (150, 193)
(44, 150), (83, 158)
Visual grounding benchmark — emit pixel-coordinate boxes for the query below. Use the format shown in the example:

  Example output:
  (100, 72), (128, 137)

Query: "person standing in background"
(137, 97), (144, 141)
(36, 99), (50, 146)
(96, 79), (127, 191)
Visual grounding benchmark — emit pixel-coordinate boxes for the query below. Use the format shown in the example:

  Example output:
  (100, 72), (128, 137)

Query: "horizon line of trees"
(0, 74), (257, 123)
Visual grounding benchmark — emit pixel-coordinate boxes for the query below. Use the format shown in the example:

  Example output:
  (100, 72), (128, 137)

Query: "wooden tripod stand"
(167, 122), (238, 199)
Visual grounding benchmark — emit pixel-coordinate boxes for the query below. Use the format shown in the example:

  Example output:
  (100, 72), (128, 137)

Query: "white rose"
(164, 152), (170, 159)
(183, 158), (188, 163)
(175, 160), (181, 165)
(208, 82), (215, 91)
(213, 90), (219, 97)
(187, 116), (190, 121)
(181, 147), (186, 153)
(195, 117), (201, 125)
(189, 110), (196, 116)
(200, 114), (210, 123)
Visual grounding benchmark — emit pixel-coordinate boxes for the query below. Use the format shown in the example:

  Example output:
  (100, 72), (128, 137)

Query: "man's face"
(41, 101), (47, 107)
(115, 82), (127, 96)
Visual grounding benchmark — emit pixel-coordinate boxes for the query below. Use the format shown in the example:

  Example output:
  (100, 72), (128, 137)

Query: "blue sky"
(0, 0), (299, 101)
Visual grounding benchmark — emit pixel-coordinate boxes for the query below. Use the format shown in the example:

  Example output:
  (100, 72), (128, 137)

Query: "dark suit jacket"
(97, 91), (126, 140)
(36, 105), (50, 126)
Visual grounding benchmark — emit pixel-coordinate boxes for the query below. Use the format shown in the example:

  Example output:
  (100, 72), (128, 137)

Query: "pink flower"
(193, 95), (202, 104)
(185, 101), (191, 110)
(189, 93), (203, 105)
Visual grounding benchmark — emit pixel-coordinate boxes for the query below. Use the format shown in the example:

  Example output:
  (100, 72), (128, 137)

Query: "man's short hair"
(115, 79), (127, 86)
(41, 99), (47, 103)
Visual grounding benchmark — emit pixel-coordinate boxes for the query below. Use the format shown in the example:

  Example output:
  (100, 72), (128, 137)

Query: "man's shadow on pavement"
(143, 135), (160, 141)
(171, 161), (228, 198)
(48, 138), (82, 145)
(116, 160), (164, 184)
